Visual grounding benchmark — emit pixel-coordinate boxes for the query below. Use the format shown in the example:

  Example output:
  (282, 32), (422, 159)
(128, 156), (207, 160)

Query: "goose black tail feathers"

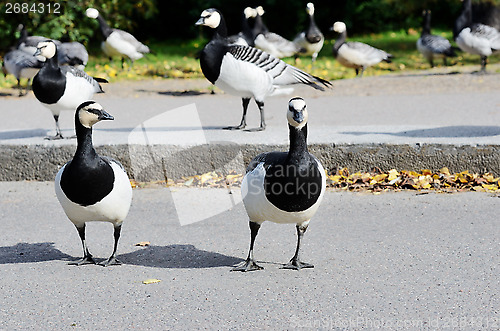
(309, 75), (332, 91)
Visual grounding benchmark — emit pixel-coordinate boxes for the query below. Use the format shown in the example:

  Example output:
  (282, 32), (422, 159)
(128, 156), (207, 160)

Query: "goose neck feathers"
(97, 15), (114, 38)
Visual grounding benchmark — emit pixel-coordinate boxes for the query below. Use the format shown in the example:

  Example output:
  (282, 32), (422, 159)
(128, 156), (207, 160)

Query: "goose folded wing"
(113, 29), (150, 53)
(228, 45), (330, 90)
(422, 35), (453, 54)
(61, 66), (103, 91)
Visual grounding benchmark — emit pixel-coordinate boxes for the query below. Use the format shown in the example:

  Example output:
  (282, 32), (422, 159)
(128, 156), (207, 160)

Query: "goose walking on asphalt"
(55, 101), (133, 267)
(331, 21), (393, 77)
(32, 40), (107, 139)
(252, 6), (304, 59)
(417, 10), (457, 67)
(195, 8), (331, 131)
(233, 97), (326, 272)
(454, 0), (500, 73)
(2, 49), (44, 96)
(293, 2), (324, 63)
(86, 8), (150, 68)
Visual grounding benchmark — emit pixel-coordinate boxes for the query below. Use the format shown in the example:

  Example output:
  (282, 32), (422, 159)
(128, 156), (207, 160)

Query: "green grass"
(2, 30), (500, 89)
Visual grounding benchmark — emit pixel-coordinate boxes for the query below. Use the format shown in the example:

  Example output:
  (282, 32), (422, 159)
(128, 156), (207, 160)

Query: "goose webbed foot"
(281, 259), (314, 270)
(223, 124), (246, 130)
(99, 256), (122, 267)
(231, 258), (263, 272)
(44, 133), (65, 140)
(244, 126), (266, 132)
(68, 255), (96, 266)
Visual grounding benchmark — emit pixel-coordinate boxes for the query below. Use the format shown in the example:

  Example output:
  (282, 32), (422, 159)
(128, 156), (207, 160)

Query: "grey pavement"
(1, 67), (500, 181)
(0, 182), (498, 330)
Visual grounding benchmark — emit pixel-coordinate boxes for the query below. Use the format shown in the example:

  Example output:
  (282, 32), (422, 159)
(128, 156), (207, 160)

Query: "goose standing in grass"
(195, 8), (331, 131)
(454, 0), (500, 73)
(2, 49), (44, 96)
(55, 101), (132, 267)
(252, 6), (304, 58)
(331, 21), (393, 77)
(227, 7), (256, 46)
(293, 3), (324, 63)
(233, 97), (325, 272)
(32, 40), (107, 139)
(417, 10), (457, 67)
(86, 7), (150, 68)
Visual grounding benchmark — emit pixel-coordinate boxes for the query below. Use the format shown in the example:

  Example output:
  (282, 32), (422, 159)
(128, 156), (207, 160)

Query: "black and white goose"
(233, 97), (325, 272)
(227, 7), (256, 47)
(454, 0), (500, 73)
(2, 49), (44, 96)
(331, 21), (393, 77)
(86, 8), (150, 67)
(195, 8), (331, 131)
(293, 2), (324, 62)
(32, 40), (107, 139)
(55, 101), (133, 266)
(58, 41), (89, 70)
(16, 24), (56, 57)
(252, 6), (304, 58)
(417, 10), (457, 67)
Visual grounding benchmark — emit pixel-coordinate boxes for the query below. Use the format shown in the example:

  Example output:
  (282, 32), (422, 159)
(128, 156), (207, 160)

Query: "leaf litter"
(130, 168), (500, 193)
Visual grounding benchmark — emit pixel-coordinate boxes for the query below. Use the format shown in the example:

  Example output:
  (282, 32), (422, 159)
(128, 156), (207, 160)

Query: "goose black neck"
(422, 12), (431, 35)
(253, 15), (268, 35)
(74, 116), (97, 160)
(454, 0), (472, 38)
(17, 27), (28, 47)
(333, 30), (346, 55)
(97, 15), (113, 38)
(241, 12), (254, 41)
(309, 14), (317, 28)
(212, 14), (228, 39)
(45, 48), (60, 69)
(287, 124), (308, 160)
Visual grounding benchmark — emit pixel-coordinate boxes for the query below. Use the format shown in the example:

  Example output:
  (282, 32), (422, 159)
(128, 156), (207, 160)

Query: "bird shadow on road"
(0, 242), (72, 264)
(341, 125), (500, 138)
(0, 129), (47, 140)
(118, 244), (243, 269)
(135, 89), (208, 97)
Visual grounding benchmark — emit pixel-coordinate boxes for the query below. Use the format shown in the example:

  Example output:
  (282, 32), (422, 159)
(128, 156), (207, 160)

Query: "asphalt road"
(0, 182), (498, 330)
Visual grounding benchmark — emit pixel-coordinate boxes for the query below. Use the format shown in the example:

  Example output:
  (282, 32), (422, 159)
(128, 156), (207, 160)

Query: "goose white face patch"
(333, 21), (346, 33)
(256, 6), (265, 16)
(306, 3), (315, 16)
(244, 7), (255, 19)
(287, 98), (308, 129)
(37, 41), (56, 59)
(200, 10), (221, 28)
(85, 8), (99, 19)
(78, 102), (104, 128)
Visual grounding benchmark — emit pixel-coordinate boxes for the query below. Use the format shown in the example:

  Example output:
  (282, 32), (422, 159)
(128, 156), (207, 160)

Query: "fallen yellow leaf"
(143, 279), (161, 284)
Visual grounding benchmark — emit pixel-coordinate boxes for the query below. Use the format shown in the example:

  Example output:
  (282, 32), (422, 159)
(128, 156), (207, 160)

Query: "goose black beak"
(195, 17), (205, 26)
(34, 48), (41, 57)
(293, 112), (304, 124)
(99, 110), (114, 121)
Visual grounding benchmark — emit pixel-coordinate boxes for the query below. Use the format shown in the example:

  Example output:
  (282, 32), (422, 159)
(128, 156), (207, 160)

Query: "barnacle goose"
(16, 24), (55, 57)
(227, 7), (256, 47)
(58, 42), (89, 70)
(331, 21), (393, 77)
(233, 97), (325, 272)
(293, 3), (324, 62)
(86, 8), (150, 67)
(55, 101), (132, 266)
(196, 8), (331, 131)
(2, 49), (44, 96)
(417, 10), (457, 67)
(252, 6), (304, 58)
(454, 0), (500, 73)
(32, 40), (107, 139)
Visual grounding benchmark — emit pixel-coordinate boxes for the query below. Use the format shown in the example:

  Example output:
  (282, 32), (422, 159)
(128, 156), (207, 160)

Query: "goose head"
(85, 8), (100, 19)
(287, 97), (308, 130)
(306, 3), (315, 16)
(77, 101), (114, 129)
(244, 7), (256, 19)
(34, 40), (57, 59)
(331, 21), (346, 33)
(195, 8), (222, 29)
(255, 6), (265, 16)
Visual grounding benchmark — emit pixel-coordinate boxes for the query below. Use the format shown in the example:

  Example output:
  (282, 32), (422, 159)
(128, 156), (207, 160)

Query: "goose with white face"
(34, 41), (57, 59)
(287, 97), (308, 130)
(78, 101), (114, 129)
(195, 9), (221, 28)
(332, 21), (346, 34)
